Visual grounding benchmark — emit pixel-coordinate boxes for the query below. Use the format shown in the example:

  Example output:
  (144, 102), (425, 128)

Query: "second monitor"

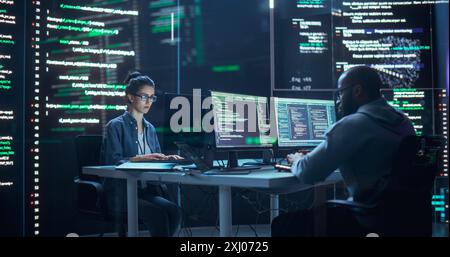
(211, 91), (274, 149)
(211, 91), (274, 170)
(274, 97), (336, 148)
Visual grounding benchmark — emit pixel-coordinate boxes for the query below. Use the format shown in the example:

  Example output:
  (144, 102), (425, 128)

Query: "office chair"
(323, 135), (446, 237)
(74, 135), (133, 237)
(74, 135), (176, 237)
(74, 135), (110, 236)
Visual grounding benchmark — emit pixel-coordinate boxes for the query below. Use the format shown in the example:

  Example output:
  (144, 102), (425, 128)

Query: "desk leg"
(219, 186), (232, 237)
(270, 194), (279, 221)
(177, 184), (182, 207)
(127, 178), (139, 237)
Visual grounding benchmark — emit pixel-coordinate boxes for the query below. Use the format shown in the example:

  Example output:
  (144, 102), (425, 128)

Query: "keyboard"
(222, 166), (261, 171)
(203, 169), (252, 175)
(202, 166), (261, 175)
(274, 164), (292, 172)
(116, 162), (177, 171)
(242, 161), (277, 166)
(132, 159), (194, 165)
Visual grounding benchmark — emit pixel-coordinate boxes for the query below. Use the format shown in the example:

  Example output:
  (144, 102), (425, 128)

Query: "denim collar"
(122, 111), (151, 128)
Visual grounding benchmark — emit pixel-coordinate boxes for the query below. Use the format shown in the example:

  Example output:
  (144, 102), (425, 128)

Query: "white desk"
(83, 165), (308, 237)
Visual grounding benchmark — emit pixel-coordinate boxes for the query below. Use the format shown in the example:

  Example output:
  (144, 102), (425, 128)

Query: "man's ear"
(353, 84), (363, 98)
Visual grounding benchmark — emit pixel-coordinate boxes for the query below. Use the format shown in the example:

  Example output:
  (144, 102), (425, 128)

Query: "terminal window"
(274, 97), (336, 148)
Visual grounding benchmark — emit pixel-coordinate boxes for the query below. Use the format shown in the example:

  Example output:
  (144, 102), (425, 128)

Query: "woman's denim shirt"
(101, 111), (161, 165)
(100, 111), (163, 211)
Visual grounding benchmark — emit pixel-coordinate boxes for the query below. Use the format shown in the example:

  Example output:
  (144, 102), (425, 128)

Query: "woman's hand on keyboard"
(165, 155), (184, 160)
(130, 153), (168, 162)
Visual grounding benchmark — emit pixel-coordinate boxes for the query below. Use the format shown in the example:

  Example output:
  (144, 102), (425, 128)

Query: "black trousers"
(271, 206), (369, 237)
(105, 179), (182, 237)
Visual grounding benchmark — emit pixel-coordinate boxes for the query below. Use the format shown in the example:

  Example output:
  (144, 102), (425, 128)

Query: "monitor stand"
(241, 149), (276, 166)
(204, 151), (261, 175)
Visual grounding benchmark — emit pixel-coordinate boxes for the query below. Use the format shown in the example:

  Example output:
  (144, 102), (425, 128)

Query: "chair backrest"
(386, 135), (444, 193)
(378, 135), (445, 236)
(75, 135), (103, 181)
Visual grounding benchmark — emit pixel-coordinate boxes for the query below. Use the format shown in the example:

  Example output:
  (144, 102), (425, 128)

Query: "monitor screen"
(158, 93), (213, 152)
(274, 97), (336, 148)
(211, 91), (273, 149)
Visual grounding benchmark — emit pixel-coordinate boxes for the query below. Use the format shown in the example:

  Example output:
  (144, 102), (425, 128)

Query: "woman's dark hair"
(124, 71), (155, 103)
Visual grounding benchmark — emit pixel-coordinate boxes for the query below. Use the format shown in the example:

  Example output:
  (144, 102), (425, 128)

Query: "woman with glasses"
(101, 71), (182, 237)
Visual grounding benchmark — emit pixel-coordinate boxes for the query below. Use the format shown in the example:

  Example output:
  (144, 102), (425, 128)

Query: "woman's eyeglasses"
(132, 93), (158, 103)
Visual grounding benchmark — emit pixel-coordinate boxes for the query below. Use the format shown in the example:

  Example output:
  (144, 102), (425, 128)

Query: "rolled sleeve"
(102, 122), (124, 165)
(290, 158), (302, 177)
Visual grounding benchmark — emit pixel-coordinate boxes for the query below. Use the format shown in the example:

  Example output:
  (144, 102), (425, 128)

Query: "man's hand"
(287, 152), (305, 165)
(130, 153), (168, 162)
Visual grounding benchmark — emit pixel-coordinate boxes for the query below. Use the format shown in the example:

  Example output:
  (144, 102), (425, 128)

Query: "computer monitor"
(158, 92), (213, 153)
(211, 91), (274, 149)
(211, 91), (274, 168)
(274, 97), (336, 148)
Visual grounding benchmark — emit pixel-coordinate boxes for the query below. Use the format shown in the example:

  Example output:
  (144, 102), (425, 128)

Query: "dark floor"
(89, 223), (449, 237)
